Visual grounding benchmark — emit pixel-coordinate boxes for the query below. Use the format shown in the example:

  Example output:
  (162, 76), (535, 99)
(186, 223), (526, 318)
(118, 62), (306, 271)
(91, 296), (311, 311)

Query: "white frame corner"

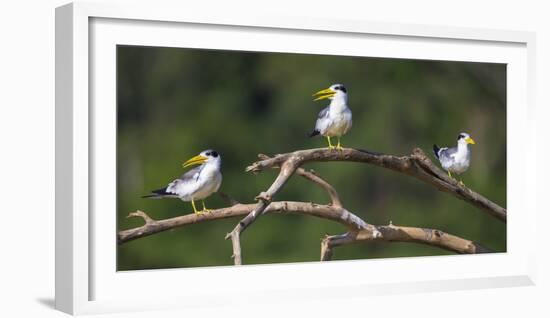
(55, 2), (537, 315)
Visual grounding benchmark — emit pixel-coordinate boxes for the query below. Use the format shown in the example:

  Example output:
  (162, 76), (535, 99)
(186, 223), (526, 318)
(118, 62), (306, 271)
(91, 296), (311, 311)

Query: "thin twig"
(258, 153), (342, 207)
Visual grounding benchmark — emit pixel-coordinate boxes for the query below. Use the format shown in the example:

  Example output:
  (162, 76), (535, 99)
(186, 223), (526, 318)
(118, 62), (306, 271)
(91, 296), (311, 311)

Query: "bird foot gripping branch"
(142, 149), (222, 217)
(309, 84), (352, 150)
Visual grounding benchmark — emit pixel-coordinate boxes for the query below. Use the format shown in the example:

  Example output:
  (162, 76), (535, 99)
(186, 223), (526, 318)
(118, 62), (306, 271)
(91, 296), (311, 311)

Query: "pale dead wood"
(118, 204), (492, 256)
(224, 157), (300, 265)
(257, 153), (342, 208)
(295, 167), (342, 207)
(121, 147), (503, 265)
(246, 147), (506, 222)
(320, 222), (492, 261)
(119, 202), (364, 244)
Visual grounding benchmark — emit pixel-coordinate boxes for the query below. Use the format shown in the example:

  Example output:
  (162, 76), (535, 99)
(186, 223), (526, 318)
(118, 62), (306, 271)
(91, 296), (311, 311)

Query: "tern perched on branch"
(142, 149), (223, 215)
(308, 84), (352, 150)
(433, 133), (476, 185)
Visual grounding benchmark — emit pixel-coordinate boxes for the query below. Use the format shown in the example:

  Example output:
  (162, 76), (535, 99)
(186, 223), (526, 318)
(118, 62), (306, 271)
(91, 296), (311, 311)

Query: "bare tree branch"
(246, 147), (506, 222)
(225, 157), (301, 265)
(320, 222), (492, 261)
(295, 167), (342, 207)
(120, 201), (363, 244)
(121, 147), (503, 266)
(118, 203), (492, 256)
(257, 153), (342, 208)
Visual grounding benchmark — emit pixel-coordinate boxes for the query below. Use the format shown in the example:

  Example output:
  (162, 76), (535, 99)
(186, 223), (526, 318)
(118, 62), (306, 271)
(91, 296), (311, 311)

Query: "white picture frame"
(55, 1), (537, 315)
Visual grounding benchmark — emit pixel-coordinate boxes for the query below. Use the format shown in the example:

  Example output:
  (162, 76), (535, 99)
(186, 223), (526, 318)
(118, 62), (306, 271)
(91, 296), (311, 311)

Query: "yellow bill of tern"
(308, 84), (352, 150)
(433, 133), (475, 185)
(142, 149), (223, 215)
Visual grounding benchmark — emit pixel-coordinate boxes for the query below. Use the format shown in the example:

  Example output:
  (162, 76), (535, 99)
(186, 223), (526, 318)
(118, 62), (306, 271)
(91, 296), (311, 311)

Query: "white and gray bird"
(433, 133), (476, 184)
(308, 84), (352, 149)
(143, 149), (222, 215)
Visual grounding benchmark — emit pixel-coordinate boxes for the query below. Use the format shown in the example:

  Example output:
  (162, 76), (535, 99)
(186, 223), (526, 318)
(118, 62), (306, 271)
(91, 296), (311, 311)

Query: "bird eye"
(457, 134), (464, 140)
(211, 151), (218, 157)
(205, 152), (211, 156)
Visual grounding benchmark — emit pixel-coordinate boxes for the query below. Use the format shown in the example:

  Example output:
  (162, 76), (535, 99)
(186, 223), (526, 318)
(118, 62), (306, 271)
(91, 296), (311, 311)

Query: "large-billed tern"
(143, 149), (222, 215)
(433, 133), (476, 185)
(308, 84), (352, 150)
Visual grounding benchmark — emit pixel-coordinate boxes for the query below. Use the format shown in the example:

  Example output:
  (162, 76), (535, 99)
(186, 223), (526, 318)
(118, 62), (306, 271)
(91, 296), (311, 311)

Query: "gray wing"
(166, 165), (204, 193)
(438, 147), (457, 165)
(314, 106), (331, 133)
(179, 165), (204, 183)
(317, 106), (329, 120)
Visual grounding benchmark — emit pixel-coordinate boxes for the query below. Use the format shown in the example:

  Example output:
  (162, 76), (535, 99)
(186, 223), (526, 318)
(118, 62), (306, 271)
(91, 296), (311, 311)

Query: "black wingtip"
(308, 130), (320, 137)
(152, 187), (169, 195)
(433, 144), (440, 159)
(142, 187), (169, 198)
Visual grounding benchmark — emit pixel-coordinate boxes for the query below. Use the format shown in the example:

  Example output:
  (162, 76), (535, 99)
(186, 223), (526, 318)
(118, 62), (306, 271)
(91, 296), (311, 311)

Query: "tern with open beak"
(308, 84), (353, 150)
(142, 149), (223, 215)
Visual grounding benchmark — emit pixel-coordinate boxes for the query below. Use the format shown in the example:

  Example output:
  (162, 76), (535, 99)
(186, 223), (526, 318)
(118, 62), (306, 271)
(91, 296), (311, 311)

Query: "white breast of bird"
(448, 150), (471, 174)
(185, 166), (222, 201)
(325, 108), (352, 136)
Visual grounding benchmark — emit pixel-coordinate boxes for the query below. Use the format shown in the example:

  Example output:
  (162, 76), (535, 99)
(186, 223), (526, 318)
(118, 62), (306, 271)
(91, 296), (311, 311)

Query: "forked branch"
(223, 147), (504, 264)
(120, 147), (503, 266)
(118, 204), (492, 256)
(320, 223), (492, 261)
(246, 148), (506, 222)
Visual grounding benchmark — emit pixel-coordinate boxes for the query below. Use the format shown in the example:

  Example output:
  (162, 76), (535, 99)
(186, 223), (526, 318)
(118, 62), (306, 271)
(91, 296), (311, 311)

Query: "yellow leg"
(326, 136), (335, 149)
(201, 200), (211, 213)
(191, 199), (203, 215)
(447, 171), (464, 185)
(336, 137), (343, 150)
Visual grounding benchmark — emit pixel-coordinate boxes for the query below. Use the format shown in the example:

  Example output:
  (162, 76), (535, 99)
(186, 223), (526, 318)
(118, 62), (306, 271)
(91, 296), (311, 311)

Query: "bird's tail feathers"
(308, 129), (320, 137)
(141, 194), (163, 199)
(142, 187), (174, 199)
(433, 144), (440, 159)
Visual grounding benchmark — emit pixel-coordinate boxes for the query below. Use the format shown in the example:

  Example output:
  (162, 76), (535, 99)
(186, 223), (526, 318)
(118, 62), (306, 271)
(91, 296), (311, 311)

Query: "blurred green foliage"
(117, 45), (506, 270)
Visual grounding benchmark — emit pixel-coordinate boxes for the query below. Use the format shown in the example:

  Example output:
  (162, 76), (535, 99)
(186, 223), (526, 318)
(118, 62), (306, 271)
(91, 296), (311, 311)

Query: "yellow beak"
(465, 137), (476, 145)
(182, 155), (208, 168)
(312, 88), (335, 101)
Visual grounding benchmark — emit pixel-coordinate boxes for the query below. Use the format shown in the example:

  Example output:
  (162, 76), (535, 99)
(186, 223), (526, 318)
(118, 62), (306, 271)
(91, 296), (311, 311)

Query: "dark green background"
(117, 45), (506, 270)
